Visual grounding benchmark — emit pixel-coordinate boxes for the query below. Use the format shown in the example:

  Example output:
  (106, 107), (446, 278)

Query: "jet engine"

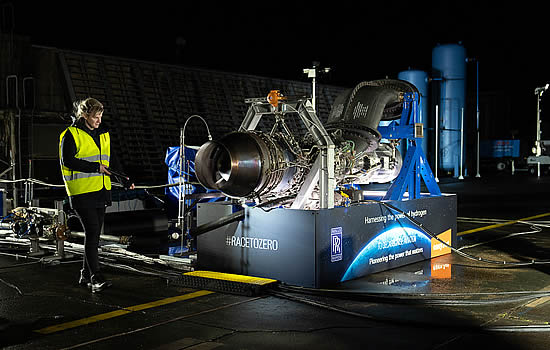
(195, 79), (418, 209)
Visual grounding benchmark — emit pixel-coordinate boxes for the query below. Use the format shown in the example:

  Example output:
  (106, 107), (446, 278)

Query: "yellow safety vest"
(59, 126), (111, 196)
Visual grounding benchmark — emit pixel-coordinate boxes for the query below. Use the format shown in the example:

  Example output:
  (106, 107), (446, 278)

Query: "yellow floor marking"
(34, 290), (214, 335)
(457, 212), (550, 237)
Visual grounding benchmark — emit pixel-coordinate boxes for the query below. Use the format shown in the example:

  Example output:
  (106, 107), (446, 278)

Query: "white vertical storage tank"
(432, 43), (466, 177)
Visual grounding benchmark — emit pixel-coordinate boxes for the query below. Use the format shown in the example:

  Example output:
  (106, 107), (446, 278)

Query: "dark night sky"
(7, 0), (550, 141)
(9, 2), (549, 87)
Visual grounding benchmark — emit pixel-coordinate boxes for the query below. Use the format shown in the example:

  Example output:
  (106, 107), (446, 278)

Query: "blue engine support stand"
(378, 92), (441, 201)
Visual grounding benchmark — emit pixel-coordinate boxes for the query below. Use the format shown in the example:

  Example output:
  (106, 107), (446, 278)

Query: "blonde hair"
(73, 97), (104, 119)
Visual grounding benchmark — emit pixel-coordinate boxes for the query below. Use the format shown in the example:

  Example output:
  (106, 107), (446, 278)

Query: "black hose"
(189, 210), (245, 237)
(359, 199), (550, 267)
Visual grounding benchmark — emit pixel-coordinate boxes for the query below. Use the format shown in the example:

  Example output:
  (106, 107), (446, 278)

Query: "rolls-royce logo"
(331, 227), (343, 262)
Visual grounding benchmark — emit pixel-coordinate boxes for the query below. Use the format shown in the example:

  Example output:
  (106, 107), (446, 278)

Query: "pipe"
(533, 85), (549, 177)
(459, 108), (464, 180)
(178, 127), (185, 248)
(69, 230), (130, 244)
(190, 210), (244, 237)
(326, 79), (419, 154)
(435, 104), (439, 182)
(313, 76), (316, 111)
(475, 60), (481, 178)
(23, 77), (36, 203)
(179, 115), (212, 243)
(0, 166), (13, 179)
(6, 75), (18, 207)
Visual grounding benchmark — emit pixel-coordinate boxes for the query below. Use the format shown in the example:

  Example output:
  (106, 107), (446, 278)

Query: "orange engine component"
(267, 90), (286, 107)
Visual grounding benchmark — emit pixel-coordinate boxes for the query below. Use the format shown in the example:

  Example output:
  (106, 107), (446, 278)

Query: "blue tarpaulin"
(165, 146), (220, 218)
(480, 140), (520, 158)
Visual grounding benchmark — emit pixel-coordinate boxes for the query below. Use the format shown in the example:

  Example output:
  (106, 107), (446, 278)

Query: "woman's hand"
(99, 164), (112, 175)
(99, 164), (134, 189)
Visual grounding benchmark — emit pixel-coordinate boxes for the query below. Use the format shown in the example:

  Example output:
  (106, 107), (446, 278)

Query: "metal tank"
(432, 43), (466, 177)
(397, 69), (429, 158)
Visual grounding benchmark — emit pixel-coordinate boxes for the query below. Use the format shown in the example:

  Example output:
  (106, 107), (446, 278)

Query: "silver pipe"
(0, 166), (13, 178)
(6, 75), (18, 207)
(312, 75), (316, 111)
(435, 104), (439, 182)
(459, 108), (464, 180)
(68, 230), (128, 244)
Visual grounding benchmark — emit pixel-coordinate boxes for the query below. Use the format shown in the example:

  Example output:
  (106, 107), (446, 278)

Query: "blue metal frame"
(378, 92), (441, 201)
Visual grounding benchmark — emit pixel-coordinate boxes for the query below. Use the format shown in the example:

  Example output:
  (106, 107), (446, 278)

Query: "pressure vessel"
(432, 43), (466, 176)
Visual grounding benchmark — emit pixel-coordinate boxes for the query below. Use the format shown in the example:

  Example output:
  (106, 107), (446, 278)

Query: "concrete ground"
(2, 173), (550, 349)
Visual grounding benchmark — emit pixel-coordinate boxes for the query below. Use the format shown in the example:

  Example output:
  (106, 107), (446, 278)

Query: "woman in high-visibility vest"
(59, 97), (134, 293)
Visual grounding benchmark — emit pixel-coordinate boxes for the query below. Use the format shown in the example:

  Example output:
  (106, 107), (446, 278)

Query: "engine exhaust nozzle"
(195, 132), (295, 198)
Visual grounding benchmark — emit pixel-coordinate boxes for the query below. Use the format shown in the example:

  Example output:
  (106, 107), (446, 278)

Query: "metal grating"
(59, 50), (346, 185)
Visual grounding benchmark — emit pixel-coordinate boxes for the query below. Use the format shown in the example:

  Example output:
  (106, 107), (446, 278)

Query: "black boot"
(90, 273), (112, 293)
(79, 269), (91, 287)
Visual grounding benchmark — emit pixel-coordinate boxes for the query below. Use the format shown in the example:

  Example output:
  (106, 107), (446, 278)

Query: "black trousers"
(74, 207), (106, 275)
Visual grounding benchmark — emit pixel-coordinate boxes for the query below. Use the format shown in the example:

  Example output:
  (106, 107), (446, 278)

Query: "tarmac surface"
(2, 172), (550, 349)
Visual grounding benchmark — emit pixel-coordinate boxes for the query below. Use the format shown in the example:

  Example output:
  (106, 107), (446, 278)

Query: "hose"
(358, 199), (550, 267)
(189, 210), (244, 237)
(0, 177), (193, 190)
